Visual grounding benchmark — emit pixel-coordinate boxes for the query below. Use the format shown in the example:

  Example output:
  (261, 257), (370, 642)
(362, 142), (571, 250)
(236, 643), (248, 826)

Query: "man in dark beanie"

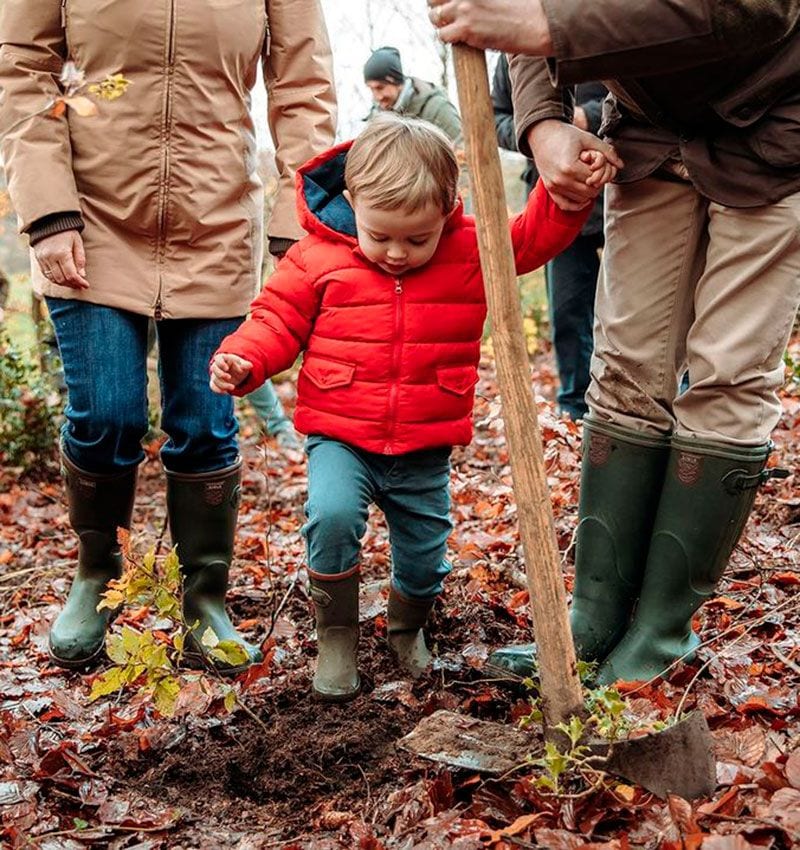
(363, 46), (461, 143)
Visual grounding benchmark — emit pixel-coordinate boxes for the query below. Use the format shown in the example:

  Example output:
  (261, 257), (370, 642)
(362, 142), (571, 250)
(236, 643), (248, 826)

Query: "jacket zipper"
(154, 0), (177, 320)
(60, 0), (67, 28)
(264, 18), (271, 56)
(385, 277), (404, 452)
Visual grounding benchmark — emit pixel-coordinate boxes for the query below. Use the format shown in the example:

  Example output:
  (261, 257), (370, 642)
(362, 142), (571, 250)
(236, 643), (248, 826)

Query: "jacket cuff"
(268, 236), (297, 259)
(27, 212), (85, 247)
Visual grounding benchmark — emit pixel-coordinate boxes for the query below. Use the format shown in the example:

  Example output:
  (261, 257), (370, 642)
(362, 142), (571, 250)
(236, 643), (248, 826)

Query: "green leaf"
(173, 631), (185, 653)
(214, 640), (249, 667)
(73, 818), (89, 830)
(164, 547), (182, 589)
(121, 625), (143, 656)
(105, 633), (127, 665)
(200, 627), (219, 649)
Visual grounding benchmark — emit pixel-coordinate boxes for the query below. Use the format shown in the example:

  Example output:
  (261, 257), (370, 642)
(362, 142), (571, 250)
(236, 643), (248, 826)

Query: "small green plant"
(89, 531), (245, 717)
(519, 673), (632, 796)
(783, 347), (800, 385)
(0, 329), (60, 469)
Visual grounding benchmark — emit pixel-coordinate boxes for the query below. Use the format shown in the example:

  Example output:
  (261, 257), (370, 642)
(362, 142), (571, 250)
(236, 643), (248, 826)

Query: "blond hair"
(345, 114), (459, 214)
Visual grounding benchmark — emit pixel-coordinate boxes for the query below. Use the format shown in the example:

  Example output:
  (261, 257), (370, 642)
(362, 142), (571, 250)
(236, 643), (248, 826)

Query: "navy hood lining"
(301, 151), (357, 238)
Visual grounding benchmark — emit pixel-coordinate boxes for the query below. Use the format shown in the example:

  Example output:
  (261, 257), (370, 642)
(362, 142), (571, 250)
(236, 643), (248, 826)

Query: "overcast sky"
(254, 0), (464, 145)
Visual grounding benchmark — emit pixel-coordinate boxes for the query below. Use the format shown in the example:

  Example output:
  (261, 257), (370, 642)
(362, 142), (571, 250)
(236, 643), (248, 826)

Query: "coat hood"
(295, 139), (464, 246)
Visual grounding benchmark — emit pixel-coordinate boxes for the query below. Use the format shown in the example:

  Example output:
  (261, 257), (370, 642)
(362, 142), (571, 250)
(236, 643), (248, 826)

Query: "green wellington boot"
(309, 566), (361, 701)
(49, 455), (137, 669)
(387, 586), (436, 678)
(596, 437), (776, 685)
(166, 460), (263, 676)
(485, 419), (670, 679)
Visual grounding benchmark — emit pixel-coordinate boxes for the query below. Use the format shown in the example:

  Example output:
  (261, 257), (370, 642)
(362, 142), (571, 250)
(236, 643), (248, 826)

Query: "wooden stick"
(452, 45), (584, 727)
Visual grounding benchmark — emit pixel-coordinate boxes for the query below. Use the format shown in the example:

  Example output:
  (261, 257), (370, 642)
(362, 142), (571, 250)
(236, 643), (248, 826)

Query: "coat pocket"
(436, 365), (478, 396)
(302, 355), (356, 390)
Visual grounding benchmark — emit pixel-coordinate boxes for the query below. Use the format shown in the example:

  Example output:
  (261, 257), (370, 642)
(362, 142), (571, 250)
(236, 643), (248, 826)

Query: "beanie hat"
(363, 46), (404, 85)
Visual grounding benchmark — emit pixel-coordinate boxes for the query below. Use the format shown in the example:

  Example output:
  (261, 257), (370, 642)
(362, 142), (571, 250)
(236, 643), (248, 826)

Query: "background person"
(363, 45), (462, 143)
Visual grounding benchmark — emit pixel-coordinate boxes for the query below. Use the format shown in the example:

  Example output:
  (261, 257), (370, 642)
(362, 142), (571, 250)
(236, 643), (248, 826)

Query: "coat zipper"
(385, 277), (404, 452)
(154, 0), (177, 320)
(60, 0), (67, 28)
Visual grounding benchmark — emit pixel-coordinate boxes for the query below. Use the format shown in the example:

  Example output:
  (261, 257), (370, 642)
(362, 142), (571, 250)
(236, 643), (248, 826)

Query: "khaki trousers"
(588, 178), (800, 445)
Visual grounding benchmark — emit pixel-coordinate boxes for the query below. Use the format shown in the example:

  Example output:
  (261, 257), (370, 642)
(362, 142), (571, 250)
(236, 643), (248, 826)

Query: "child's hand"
(210, 353), (253, 394)
(581, 149), (618, 189)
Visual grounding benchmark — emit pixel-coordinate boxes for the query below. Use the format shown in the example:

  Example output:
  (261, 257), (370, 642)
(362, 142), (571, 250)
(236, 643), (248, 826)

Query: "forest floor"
(1, 336), (799, 850)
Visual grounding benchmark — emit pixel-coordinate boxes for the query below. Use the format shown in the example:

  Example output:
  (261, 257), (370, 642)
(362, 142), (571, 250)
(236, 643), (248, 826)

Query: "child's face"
(348, 195), (449, 277)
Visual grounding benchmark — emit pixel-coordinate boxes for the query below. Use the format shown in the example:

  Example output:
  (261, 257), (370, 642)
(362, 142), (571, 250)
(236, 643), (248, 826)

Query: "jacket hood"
(295, 139), (463, 246)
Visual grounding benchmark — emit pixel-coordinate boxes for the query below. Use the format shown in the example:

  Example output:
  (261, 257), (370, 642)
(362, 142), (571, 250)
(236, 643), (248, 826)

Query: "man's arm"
(429, 0), (800, 84)
(541, 0), (800, 85)
(263, 0), (337, 252)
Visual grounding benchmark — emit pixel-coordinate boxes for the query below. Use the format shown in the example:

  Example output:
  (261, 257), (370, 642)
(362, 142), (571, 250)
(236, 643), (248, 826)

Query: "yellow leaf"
(223, 689), (237, 713)
(64, 95), (98, 117)
(615, 783), (637, 802)
(173, 632), (185, 653)
(152, 676), (181, 717)
(89, 667), (123, 701)
(97, 588), (124, 612)
(201, 627), (219, 649)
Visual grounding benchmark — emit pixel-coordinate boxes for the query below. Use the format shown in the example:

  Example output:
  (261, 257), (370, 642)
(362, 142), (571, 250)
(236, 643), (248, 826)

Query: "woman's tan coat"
(0, 0), (337, 318)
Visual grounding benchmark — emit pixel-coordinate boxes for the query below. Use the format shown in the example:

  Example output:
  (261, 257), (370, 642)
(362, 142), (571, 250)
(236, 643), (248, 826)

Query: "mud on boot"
(309, 566), (360, 701)
(166, 460), (262, 676)
(49, 455), (137, 669)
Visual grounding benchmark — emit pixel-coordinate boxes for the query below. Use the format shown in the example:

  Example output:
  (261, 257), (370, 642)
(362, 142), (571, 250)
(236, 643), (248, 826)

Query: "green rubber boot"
(485, 419), (670, 679)
(309, 566), (361, 701)
(166, 460), (263, 676)
(596, 437), (774, 685)
(387, 586), (436, 678)
(49, 455), (137, 669)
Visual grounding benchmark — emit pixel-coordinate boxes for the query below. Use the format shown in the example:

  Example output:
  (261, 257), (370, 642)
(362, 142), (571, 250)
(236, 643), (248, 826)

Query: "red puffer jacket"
(215, 140), (588, 454)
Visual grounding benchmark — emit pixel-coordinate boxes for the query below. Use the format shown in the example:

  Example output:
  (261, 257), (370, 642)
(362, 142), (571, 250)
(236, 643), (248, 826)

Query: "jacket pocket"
(302, 355), (356, 390)
(436, 365), (478, 396)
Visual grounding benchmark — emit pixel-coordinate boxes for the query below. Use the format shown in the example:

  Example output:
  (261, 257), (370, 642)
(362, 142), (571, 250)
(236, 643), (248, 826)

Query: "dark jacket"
(368, 77), (462, 143)
(492, 54), (604, 236)
(510, 0), (800, 207)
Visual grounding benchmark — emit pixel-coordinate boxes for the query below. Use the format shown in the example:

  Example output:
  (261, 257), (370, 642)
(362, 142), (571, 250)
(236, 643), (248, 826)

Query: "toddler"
(211, 114), (613, 700)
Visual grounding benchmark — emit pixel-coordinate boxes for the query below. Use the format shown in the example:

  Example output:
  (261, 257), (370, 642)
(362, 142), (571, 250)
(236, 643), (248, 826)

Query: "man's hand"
(210, 353), (253, 394)
(33, 231), (88, 290)
(428, 0), (553, 54)
(527, 120), (624, 210)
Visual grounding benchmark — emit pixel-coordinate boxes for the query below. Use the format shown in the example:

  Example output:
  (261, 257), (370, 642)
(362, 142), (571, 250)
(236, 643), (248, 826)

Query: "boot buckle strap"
(723, 466), (789, 493)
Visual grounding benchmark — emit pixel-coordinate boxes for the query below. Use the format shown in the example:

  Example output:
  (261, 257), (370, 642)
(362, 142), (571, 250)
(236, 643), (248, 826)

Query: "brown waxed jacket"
(510, 0), (800, 208)
(0, 0), (337, 319)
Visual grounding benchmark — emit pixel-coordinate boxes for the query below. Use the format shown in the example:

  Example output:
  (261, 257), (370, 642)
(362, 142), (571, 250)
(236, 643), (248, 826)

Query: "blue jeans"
(247, 381), (292, 435)
(302, 436), (453, 599)
(545, 230), (603, 421)
(47, 299), (242, 474)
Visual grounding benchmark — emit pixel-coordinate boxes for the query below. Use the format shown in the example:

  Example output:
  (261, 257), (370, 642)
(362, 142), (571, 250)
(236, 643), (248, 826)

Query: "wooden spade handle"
(452, 45), (583, 726)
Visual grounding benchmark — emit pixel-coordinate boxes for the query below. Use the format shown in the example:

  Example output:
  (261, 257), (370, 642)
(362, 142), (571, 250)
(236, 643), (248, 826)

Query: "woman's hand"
(210, 353), (253, 394)
(34, 231), (89, 290)
(428, 0), (553, 54)
(527, 120), (623, 210)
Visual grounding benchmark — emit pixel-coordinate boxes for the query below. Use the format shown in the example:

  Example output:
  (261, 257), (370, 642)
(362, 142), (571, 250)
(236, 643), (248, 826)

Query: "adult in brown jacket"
(430, 1), (800, 685)
(0, 0), (337, 673)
